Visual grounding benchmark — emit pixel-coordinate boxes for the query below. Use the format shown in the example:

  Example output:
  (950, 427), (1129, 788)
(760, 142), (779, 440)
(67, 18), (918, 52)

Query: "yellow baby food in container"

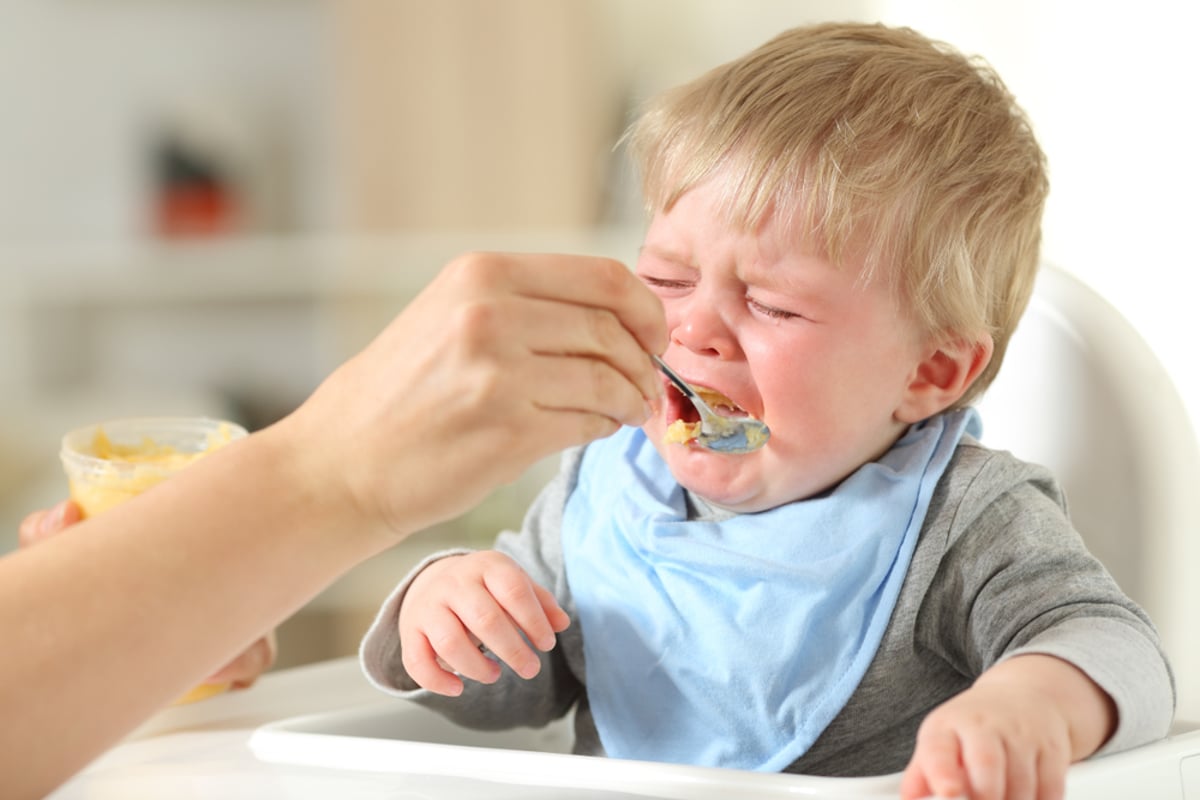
(60, 416), (248, 704)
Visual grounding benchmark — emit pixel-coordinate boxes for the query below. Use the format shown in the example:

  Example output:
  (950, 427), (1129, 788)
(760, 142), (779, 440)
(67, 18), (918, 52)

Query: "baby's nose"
(670, 295), (738, 358)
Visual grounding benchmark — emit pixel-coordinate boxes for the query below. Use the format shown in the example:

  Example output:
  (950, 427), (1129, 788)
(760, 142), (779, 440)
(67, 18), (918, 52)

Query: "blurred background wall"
(1, 0), (1196, 670)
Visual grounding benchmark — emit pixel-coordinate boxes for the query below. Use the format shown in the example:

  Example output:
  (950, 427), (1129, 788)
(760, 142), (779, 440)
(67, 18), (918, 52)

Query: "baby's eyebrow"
(639, 244), (696, 268)
(739, 259), (809, 292)
(739, 260), (835, 314)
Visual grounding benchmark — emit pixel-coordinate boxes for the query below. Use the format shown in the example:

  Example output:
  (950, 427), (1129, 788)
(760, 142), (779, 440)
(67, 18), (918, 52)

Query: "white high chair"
(974, 261), (1200, 725)
(51, 262), (1200, 798)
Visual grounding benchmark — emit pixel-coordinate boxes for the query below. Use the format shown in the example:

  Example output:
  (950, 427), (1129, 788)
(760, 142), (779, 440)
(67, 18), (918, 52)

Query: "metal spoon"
(652, 355), (770, 454)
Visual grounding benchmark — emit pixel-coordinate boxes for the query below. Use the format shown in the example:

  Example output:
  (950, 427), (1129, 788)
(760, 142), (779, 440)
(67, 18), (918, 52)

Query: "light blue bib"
(561, 408), (980, 771)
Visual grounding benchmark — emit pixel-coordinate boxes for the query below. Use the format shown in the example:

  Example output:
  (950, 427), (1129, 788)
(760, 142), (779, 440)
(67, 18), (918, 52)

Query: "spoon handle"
(652, 355), (700, 404)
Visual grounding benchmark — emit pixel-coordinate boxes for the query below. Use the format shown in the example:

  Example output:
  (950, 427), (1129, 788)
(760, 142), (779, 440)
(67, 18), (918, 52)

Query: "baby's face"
(636, 180), (931, 512)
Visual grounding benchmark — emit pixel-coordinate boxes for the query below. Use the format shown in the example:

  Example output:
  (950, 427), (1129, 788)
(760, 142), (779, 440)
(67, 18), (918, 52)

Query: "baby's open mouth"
(692, 386), (749, 418)
(667, 384), (747, 423)
(663, 384), (751, 445)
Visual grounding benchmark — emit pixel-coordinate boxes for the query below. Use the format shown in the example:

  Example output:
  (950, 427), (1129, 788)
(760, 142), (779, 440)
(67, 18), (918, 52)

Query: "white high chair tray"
(250, 700), (900, 799)
(51, 658), (1200, 799)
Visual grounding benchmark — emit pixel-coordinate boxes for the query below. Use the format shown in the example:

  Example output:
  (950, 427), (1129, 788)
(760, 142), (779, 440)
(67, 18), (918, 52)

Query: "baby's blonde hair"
(625, 23), (1048, 403)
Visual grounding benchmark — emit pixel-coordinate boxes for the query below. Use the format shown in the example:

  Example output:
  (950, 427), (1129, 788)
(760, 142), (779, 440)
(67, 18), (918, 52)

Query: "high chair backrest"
(973, 262), (1200, 721)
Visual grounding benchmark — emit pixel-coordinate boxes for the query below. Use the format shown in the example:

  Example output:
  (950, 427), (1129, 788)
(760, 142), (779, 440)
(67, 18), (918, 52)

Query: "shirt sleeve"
(922, 444), (1175, 754)
(1004, 616), (1175, 755)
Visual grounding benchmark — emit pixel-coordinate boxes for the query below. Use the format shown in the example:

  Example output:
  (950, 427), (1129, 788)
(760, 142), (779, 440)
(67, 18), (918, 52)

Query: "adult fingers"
(488, 293), (664, 407)
(522, 352), (659, 426)
(17, 500), (83, 548)
(441, 252), (668, 356)
(434, 295), (661, 425)
(209, 631), (278, 688)
(17, 510), (48, 548)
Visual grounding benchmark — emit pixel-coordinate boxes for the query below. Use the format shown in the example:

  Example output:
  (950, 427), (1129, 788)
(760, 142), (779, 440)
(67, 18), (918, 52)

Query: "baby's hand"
(398, 551), (570, 696)
(900, 682), (1069, 800)
(900, 654), (1115, 800)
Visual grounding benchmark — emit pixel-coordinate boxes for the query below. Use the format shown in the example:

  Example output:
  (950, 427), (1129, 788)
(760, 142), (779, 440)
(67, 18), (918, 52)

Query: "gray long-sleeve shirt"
(361, 436), (1175, 776)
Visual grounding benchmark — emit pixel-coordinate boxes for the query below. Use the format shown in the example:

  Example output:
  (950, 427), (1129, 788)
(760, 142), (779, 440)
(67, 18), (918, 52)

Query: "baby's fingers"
(404, 619), (501, 696)
(482, 567), (567, 653)
(958, 728), (1010, 800)
(1033, 750), (1068, 800)
(902, 727), (967, 800)
(467, 579), (553, 679)
(404, 633), (465, 696)
(532, 582), (571, 633)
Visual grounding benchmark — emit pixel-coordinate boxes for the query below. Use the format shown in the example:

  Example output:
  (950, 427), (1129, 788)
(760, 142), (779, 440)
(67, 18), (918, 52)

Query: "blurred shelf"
(0, 229), (645, 305)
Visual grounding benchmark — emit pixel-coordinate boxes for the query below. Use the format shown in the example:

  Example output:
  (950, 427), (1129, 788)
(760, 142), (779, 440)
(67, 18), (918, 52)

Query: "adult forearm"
(0, 423), (390, 799)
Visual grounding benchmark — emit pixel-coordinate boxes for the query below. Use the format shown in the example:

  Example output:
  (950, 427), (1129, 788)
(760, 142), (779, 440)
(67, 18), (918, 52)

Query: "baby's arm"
(900, 653), (1116, 800)
(398, 550), (571, 696)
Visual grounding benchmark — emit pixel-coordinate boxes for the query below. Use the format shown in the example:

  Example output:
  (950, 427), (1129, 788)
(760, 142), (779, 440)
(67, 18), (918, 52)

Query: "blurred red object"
(152, 138), (239, 238)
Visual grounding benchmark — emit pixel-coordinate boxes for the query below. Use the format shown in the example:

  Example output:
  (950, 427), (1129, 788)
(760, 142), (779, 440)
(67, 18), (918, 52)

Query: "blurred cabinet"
(331, 0), (624, 231)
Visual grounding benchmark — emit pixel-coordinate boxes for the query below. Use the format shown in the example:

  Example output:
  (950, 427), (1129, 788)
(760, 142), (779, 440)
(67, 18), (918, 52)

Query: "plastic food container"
(60, 416), (248, 704)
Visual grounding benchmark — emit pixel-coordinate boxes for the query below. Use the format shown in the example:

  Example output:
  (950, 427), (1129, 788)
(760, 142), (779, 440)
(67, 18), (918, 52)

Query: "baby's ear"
(895, 334), (993, 424)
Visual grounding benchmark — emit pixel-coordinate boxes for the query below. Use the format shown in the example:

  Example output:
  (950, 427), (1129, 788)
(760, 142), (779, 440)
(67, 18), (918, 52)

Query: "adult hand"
(19, 500), (278, 690)
(279, 251), (667, 542)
